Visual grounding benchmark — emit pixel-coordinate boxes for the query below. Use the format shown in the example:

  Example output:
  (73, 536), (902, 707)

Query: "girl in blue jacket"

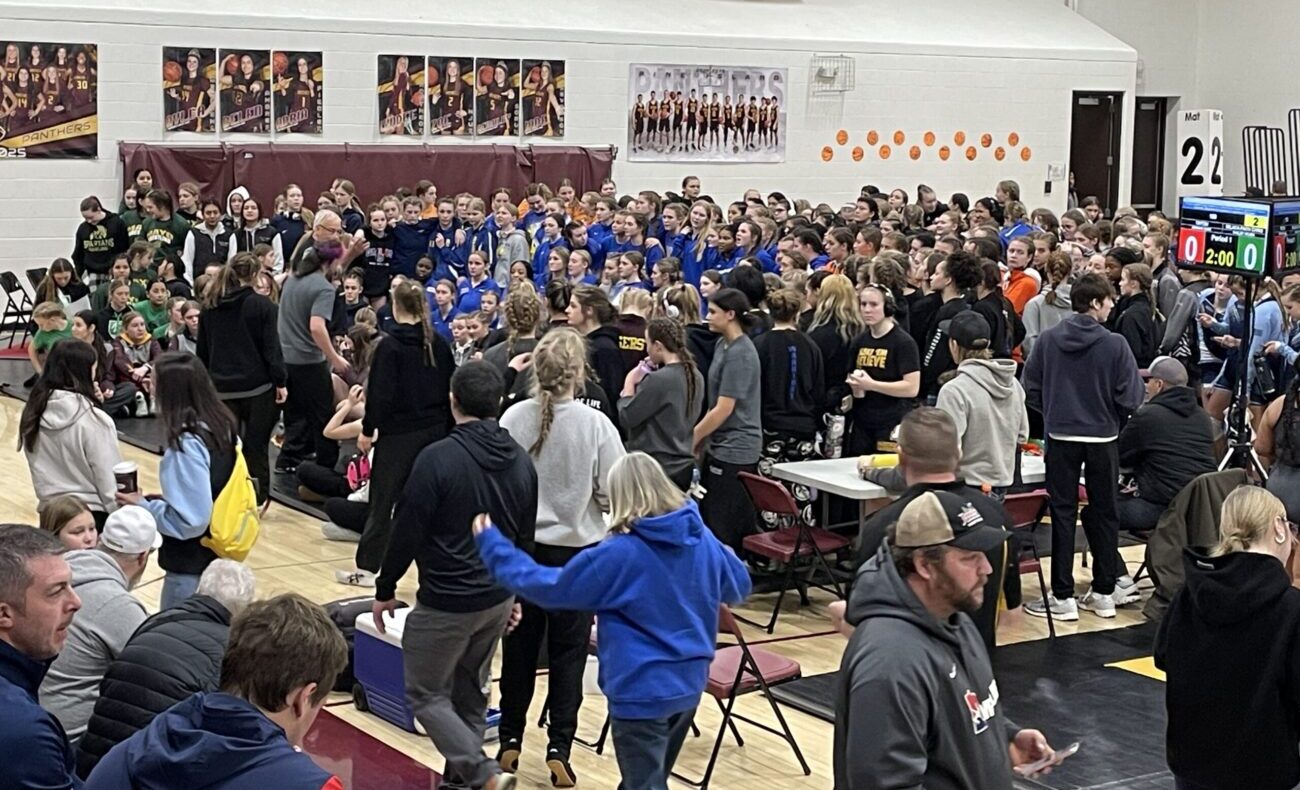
(474, 452), (751, 790)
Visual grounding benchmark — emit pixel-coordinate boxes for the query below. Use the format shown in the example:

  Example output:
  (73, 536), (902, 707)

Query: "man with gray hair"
(0, 523), (83, 790)
(40, 505), (158, 746)
(77, 560), (256, 777)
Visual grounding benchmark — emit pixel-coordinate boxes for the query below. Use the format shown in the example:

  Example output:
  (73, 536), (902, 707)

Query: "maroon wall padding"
(119, 143), (615, 209)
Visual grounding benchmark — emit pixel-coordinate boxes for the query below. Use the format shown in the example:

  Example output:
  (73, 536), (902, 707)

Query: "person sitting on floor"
(85, 594), (348, 790)
(77, 560), (256, 778)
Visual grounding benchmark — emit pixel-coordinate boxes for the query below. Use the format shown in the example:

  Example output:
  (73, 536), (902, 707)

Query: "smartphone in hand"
(1014, 741), (1080, 777)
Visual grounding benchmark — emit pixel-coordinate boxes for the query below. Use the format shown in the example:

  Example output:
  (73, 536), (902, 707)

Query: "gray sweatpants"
(402, 599), (513, 789)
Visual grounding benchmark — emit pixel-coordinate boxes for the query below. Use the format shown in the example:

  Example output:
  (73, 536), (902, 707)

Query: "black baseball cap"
(894, 491), (1010, 552)
(939, 311), (991, 351)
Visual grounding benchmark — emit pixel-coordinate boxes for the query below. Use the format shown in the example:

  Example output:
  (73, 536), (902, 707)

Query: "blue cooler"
(352, 608), (501, 741)
(353, 607), (422, 733)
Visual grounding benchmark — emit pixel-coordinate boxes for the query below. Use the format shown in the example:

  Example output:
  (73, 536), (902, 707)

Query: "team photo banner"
(521, 59), (565, 138)
(628, 64), (786, 163)
(427, 56), (473, 137)
(378, 54), (424, 136)
(162, 47), (216, 133)
(273, 51), (323, 134)
(0, 41), (97, 159)
(219, 50), (271, 134)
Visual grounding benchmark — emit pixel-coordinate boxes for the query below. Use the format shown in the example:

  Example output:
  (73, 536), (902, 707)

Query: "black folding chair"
(0, 271), (35, 348)
(25, 267), (47, 294)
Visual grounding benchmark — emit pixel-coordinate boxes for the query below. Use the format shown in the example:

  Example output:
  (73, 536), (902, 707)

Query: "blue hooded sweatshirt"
(476, 499), (751, 720)
(85, 693), (340, 790)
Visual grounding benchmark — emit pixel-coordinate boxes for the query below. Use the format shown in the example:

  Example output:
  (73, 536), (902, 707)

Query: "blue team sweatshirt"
(391, 219), (436, 277)
(476, 499), (752, 719)
(85, 693), (339, 790)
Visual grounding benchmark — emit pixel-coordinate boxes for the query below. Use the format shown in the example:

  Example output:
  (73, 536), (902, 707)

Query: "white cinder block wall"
(0, 0), (1136, 278)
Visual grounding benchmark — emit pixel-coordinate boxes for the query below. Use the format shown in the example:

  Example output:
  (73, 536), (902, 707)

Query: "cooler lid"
(354, 605), (412, 646)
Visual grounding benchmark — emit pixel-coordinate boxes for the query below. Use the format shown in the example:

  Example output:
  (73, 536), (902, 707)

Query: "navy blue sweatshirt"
(1023, 313), (1144, 438)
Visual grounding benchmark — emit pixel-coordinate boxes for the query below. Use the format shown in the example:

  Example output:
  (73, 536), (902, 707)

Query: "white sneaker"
(320, 522), (360, 543)
(133, 391), (148, 417)
(1114, 575), (1141, 605)
(1025, 595), (1079, 622)
(334, 569), (376, 588)
(1078, 589), (1117, 618)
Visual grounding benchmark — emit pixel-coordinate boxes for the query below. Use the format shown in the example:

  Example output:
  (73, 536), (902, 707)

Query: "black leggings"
(223, 388), (279, 506)
(356, 425), (442, 572)
(498, 543), (594, 758)
(282, 362), (337, 468)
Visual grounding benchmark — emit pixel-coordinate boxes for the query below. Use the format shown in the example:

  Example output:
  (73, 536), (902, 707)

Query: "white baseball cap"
(101, 505), (162, 554)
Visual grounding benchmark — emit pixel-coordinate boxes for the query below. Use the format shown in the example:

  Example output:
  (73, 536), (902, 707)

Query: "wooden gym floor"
(0, 396), (1151, 789)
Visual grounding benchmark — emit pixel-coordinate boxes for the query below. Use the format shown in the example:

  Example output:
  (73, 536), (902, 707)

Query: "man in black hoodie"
(372, 362), (533, 790)
(1024, 273), (1144, 623)
(835, 491), (1061, 789)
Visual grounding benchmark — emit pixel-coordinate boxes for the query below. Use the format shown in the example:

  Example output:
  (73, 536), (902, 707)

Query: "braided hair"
(527, 327), (587, 456)
(502, 280), (541, 360)
(646, 316), (698, 416)
(390, 278), (436, 366)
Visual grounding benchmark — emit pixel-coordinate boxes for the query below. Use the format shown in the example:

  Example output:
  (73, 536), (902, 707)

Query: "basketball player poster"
(426, 56), (472, 137)
(377, 54), (424, 136)
(162, 47), (215, 133)
(521, 59), (565, 138)
(273, 51), (323, 134)
(474, 59), (518, 137)
(0, 41), (98, 158)
(627, 64), (787, 163)
(219, 50), (271, 133)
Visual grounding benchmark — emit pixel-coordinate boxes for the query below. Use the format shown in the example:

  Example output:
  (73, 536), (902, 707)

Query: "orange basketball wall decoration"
(814, 129), (1031, 163)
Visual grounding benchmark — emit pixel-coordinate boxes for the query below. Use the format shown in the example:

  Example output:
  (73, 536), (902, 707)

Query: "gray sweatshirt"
(500, 398), (626, 547)
(934, 358), (1028, 488)
(494, 229), (531, 287)
(1021, 282), (1072, 362)
(835, 543), (1016, 790)
(617, 363), (704, 477)
(40, 550), (147, 744)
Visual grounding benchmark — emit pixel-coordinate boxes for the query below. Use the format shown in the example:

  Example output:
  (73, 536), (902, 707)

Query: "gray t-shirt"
(278, 270), (336, 365)
(706, 334), (762, 464)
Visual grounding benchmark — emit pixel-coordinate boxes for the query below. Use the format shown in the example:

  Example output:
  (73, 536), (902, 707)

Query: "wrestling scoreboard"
(1177, 196), (1271, 276)
(1270, 199), (1300, 276)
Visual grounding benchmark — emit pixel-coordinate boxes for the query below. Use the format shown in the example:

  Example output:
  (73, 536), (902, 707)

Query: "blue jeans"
(611, 708), (697, 790)
(160, 572), (200, 610)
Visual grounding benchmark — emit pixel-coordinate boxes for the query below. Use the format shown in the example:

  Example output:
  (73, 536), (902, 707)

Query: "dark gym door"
(1071, 92), (1123, 216)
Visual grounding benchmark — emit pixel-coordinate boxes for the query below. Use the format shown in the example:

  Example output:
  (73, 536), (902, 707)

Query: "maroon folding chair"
(672, 606), (810, 790)
(738, 471), (851, 633)
(1003, 490), (1055, 639)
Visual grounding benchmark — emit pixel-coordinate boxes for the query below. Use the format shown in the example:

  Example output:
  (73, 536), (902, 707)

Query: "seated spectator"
(934, 311), (1028, 493)
(1117, 356), (1218, 537)
(71, 310), (138, 419)
(850, 407), (1019, 651)
(77, 560), (256, 777)
(111, 311), (162, 415)
(298, 385), (369, 543)
(21, 339), (123, 529)
(1156, 487), (1300, 790)
(0, 525), (84, 790)
(85, 594), (348, 790)
(39, 495), (100, 552)
(39, 505), (158, 746)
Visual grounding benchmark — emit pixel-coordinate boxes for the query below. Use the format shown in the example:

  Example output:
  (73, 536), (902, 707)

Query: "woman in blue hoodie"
(474, 451), (751, 790)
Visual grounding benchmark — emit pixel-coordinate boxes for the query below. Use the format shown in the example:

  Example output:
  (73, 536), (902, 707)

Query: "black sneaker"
(275, 457), (300, 474)
(496, 739), (521, 774)
(546, 748), (576, 788)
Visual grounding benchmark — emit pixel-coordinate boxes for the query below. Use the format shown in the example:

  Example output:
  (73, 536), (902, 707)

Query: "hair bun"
(970, 338), (991, 350)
